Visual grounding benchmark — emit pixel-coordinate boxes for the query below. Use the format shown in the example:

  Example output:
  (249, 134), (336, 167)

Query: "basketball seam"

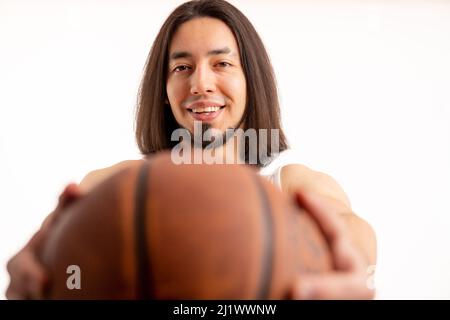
(253, 175), (275, 300)
(134, 160), (152, 299)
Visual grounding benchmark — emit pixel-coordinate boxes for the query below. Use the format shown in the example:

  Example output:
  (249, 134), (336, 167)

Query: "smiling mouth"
(187, 105), (226, 114)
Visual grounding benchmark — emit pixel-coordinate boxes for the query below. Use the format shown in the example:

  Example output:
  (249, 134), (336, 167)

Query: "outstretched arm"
(280, 164), (377, 299)
(281, 164), (377, 266)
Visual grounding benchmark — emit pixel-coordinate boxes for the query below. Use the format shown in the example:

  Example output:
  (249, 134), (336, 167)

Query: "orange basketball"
(40, 152), (331, 299)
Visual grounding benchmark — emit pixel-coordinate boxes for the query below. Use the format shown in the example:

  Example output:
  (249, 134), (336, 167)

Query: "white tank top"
(143, 150), (295, 191)
(259, 165), (283, 189)
(258, 149), (296, 190)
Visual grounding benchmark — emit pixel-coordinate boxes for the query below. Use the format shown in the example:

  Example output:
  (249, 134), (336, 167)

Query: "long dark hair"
(135, 0), (289, 167)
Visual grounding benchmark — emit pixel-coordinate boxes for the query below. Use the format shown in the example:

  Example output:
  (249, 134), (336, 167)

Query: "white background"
(1, 0), (449, 299)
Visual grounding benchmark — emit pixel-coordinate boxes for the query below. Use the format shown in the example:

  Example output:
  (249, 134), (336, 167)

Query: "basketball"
(40, 152), (331, 299)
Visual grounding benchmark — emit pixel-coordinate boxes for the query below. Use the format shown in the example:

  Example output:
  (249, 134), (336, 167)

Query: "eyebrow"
(169, 47), (234, 60)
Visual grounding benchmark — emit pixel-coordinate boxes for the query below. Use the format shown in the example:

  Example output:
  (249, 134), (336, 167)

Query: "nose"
(190, 65), (216, 95)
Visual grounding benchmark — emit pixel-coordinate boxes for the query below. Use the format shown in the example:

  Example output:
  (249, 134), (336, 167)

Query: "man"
(6, 0), (376, 300)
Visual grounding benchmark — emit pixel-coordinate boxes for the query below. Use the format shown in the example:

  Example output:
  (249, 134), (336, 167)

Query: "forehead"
(169, 17), (240, 56)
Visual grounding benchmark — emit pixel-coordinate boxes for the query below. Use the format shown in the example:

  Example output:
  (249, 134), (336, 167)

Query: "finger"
(45, 183), (83, 230)
(5, 277), (25, 300)
(292, 273), (375, 300)
(27, 264), (48, 300)
(6, 255), (26, 299)
(57, 183), (82, 209)
(6, 250), (48, 300)
(295, 190), (348, 244)
(295, 190), (365, 272)
(26, 227), (47, 248)
(332, 236), (366, 272)
(5, 286), (23, 300)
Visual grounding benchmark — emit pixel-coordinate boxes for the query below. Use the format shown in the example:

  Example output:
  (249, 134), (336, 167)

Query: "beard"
(190, 122), (237, 150)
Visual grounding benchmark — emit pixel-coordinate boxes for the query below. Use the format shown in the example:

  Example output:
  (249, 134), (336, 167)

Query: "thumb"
(57, 183), (83, 209)
(58, 182), (81, 207)
(41, 183), (83, 232)
(291, 273), (375, 300)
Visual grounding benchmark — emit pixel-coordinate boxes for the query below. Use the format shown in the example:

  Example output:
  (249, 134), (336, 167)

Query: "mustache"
(182, 95), (227, 108)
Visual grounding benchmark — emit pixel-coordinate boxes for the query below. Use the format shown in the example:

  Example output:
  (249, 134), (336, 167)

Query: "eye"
(216, 61), (232, 68)
(173, 65), (190, 73)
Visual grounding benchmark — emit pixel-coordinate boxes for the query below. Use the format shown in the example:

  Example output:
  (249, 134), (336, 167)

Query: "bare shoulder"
(79, 160), (141, 193)
(280, 163), (352, 208)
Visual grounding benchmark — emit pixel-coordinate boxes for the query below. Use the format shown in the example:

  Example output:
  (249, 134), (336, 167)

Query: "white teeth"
(192, 106), (221, 113)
